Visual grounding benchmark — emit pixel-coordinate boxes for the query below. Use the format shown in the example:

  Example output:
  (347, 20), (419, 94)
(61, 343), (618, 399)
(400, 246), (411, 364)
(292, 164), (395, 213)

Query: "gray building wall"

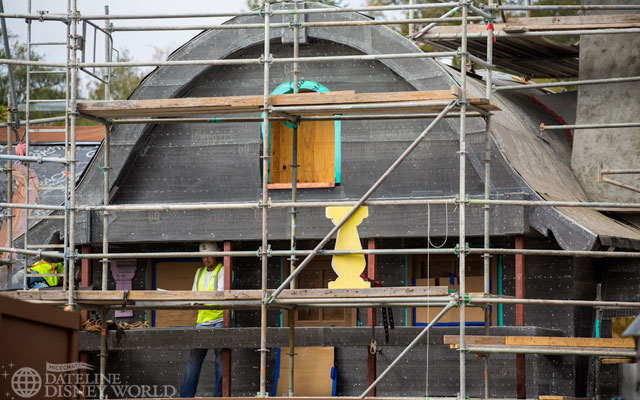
(572, 0), (640, 203)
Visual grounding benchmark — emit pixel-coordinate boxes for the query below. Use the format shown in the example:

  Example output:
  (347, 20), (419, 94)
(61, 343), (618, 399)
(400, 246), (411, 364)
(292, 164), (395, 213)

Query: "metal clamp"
(121, 289), (129, 311)
(259, 54), (273, 65)
(37, 10), (48, 22)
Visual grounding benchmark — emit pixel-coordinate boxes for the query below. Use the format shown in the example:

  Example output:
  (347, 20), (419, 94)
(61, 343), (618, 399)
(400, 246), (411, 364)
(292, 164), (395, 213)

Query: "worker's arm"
(191, 269), (199, 291)
(217, 268), (225, 292)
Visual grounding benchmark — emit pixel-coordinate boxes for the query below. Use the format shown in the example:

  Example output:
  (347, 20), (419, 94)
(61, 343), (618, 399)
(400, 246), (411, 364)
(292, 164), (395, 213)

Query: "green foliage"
(0, 32), (67, 125)
(85, 49), (144, 100)
(246, 0), (343, 11)
(0, 33), (65, 111)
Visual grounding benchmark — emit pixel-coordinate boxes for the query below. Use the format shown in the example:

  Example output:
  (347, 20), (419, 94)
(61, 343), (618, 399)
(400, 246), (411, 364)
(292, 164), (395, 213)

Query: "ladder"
(21, 0), (71, 289)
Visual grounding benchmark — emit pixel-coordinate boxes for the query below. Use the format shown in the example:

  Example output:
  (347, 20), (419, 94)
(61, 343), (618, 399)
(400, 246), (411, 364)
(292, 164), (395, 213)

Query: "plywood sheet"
(276, 347), (334, 397)
(270, 119), (335, 184)
(154, 260), (201, 327)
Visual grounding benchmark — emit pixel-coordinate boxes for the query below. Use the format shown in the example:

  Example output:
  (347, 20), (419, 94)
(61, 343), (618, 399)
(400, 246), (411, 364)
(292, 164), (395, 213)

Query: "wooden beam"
(76, 90), (499, 119)
(80, 245), (92, 324)
(505, 336), (635, 349)
(1, 286), (448, 306)
(600, 358), (635, 364)
(443, 335), (506, 346)
(425, 14), (640, 35)
(446, 335), (635, 350)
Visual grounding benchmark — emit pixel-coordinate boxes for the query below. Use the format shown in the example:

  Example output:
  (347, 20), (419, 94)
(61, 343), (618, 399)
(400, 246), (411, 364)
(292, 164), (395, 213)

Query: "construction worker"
(180, 242), (225, 398)
(27, 259), (64, 288)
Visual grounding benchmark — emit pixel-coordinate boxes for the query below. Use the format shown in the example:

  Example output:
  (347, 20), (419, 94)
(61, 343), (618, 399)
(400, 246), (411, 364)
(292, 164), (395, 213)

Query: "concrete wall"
(572, 0), (640, 202)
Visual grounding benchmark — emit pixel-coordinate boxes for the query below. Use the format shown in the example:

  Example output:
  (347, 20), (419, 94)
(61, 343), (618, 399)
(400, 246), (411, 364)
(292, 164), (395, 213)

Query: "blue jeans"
(180, 322), (223, 397)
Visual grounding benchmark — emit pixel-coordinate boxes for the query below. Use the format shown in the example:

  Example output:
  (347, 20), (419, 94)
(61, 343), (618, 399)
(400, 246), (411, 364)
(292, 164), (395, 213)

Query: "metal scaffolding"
(1, 1), (640, 399)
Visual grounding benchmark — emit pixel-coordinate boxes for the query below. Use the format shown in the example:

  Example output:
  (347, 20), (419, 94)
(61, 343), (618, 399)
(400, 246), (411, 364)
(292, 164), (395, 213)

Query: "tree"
(0, 32), (66, 123)
(85, 49), (144, 100)
(246, 0), (343, 11)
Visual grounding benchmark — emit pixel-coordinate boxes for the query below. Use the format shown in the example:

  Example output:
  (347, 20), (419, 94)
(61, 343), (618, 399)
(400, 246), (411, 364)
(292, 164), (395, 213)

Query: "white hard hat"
(199, 242), (220, 253)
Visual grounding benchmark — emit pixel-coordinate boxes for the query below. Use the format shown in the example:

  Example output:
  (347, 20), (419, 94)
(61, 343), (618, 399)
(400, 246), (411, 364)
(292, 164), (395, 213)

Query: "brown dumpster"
(0, 296), (80, 400)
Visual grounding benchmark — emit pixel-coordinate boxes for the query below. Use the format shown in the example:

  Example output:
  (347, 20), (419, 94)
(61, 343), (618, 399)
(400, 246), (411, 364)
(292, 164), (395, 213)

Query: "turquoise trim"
(595, 319), (601, 339)
(334, 119), (342, 183)
(279, 256), (284, 328)
(498, 255), (503, 327)
(260, 80), (341, 184)
(404, 255), (408, 326)
(272, 80), (330, 95)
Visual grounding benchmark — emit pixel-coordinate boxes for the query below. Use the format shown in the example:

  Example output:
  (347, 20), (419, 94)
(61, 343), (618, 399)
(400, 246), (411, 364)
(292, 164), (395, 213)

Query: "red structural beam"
(80, 246), (92, 400)
(223, 241), (232, 397)
(367, 238), (376, 397)
(515, 236), (526, 399)
(81, 245), (92, 324)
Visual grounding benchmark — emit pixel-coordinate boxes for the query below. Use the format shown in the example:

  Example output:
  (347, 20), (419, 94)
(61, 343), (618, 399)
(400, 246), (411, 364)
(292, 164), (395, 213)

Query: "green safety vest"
(195, 263), (224, 324)
(30, 260), (64, 287)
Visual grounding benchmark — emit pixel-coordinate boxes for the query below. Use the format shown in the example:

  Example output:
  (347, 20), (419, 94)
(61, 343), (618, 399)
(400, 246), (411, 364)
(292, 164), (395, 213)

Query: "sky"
(4, 0), (368, 64)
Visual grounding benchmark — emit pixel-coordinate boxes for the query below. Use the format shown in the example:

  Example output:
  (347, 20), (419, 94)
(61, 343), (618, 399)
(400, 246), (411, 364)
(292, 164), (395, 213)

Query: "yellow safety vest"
(195, 263), (224, 324)
(30, 260), (64, 287)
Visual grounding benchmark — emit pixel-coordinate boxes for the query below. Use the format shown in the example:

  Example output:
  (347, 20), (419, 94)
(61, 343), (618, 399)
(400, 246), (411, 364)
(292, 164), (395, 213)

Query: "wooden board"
(612, 316), (636, 338)
(601, 358), (635, 364)
(504, 336), (635, 349)
(76, 90), (499, 119)
(1, 286), (449, 307)
(444, 335), (506, 346)
(276, 347), (334, 397)
(445, 335), (635, 350)
(539, 396), (592, 400)
(423, 14), (640, 35)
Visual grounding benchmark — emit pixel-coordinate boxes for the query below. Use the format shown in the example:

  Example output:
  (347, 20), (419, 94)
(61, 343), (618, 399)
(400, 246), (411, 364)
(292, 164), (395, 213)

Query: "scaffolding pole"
(102, 123), (110, 290)
(458, 2), (469, 398)
(22, 0), (32, 291)
(542, 122), (640, 131)
(110, 16), (483, 32)
(288, 1), (300, 396)
(495, 76), (640, 92)
(4, 104), (13, 287)
(68, 0), (78, 307)
(2, 245), (636, 261)
(1, 51), (459, 69)
(259, 1), (271, 396)
(483, 5), (494, 398)
(418, 27), (640, 40)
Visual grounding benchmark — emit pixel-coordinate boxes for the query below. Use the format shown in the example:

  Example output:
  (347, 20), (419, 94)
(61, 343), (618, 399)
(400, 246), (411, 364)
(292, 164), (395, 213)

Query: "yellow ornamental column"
(325, 206), (370, 289)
